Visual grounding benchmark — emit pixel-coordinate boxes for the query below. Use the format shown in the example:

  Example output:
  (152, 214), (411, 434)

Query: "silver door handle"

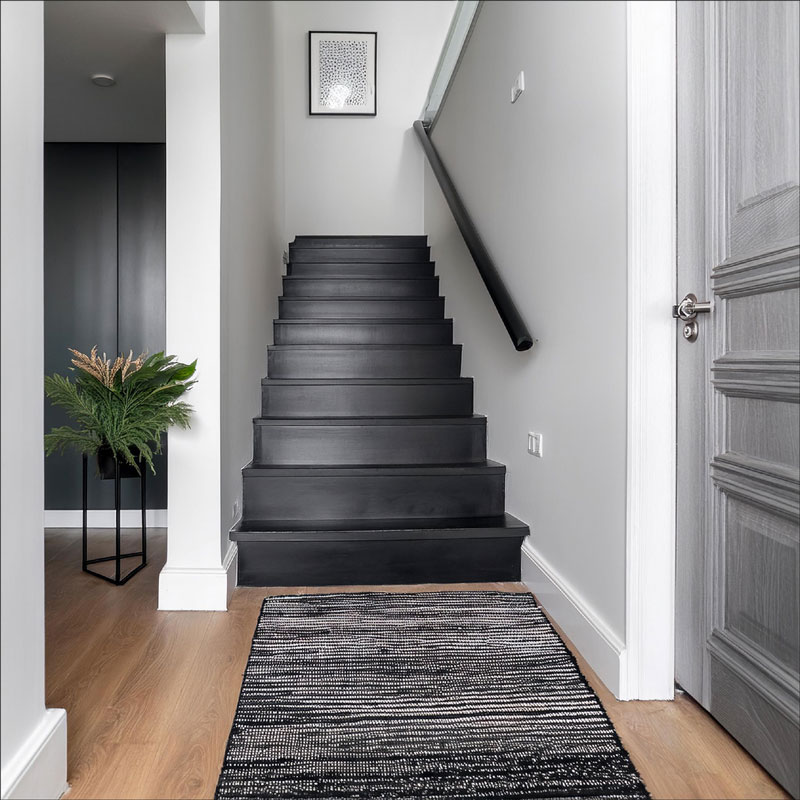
(672, 293), (712, 321)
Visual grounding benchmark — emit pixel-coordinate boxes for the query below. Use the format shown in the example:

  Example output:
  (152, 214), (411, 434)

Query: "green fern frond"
(44, 347), (197, 475)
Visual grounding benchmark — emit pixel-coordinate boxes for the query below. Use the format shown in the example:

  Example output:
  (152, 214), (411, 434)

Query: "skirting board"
(44, 509), (168, 528)
(521, 539), (626, 698)
(158, 542), (238, 611)
(0, 708), (67, 800)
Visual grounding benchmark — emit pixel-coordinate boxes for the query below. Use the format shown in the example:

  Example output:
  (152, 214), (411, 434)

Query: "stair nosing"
(230, 514), (527, 542)
(283, 275), (438, 281)
(242, 460), (505, 477)
(280, 296), (443, 301)
(284, 262), (437, 266)
(252, 415), (486, 426)
(268, 343), (460, 350)
(274, 318), (452, 324)
(291, 237), (428, 245)
(261, 377), (473, 385)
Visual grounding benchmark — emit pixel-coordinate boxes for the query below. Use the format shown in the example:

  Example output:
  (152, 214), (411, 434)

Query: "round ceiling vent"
(90, 74), (116, 87)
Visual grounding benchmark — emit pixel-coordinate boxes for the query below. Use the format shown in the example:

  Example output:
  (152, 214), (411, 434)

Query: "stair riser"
(268, 347), (461, 379)
(236, 537), (522, 586)
(273, 321), (453, 345)
(283, 277), (439, 298)
(287, 262), (435, 278)
(292, 236), (428, 249)
(253, 422), (486, 466)
(261, 382), (474, 418)
(280, 298), (444, 319)
(290, 247), (430, 263)
(242, 473), (505, 520)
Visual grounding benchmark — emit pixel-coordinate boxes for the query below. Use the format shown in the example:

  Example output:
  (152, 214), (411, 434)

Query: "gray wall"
(44, 143), (166, 510)
(276, 0), (455, 237)
(424, 0), (628, 640)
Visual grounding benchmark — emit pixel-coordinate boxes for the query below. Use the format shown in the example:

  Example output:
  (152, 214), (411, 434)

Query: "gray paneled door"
(44, 144), (166, 511)
(675, 1), (800, 795)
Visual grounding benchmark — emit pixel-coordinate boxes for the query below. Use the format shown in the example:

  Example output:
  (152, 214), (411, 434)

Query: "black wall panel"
(44, 143), (167, 510)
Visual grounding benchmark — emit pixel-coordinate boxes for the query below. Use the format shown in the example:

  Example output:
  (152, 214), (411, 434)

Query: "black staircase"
(230, 235), (529, 586)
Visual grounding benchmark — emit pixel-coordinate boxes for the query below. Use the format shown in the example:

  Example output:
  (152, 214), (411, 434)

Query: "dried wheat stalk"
(69, 346), (145, 387)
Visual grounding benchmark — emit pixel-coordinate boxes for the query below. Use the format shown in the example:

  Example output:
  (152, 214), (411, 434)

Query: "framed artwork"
(308, 31), (377, 116)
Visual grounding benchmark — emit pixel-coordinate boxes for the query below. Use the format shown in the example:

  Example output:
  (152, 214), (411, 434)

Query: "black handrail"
(414, 120), (534, 351)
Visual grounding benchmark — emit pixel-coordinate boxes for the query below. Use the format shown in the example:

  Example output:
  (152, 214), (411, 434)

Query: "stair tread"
(262, 377), (472, 385)
(268, 344), (458, 350)
(231, 513), (527, 541)
(242, 460), (506, 477)
(253, 415), (485, 426)
(288, 260), (435, 264)
(274, 318), (452, 324)
(292, 236), (428, 248)
(281, 296), (443, 300)
(284, 276), (437, 281)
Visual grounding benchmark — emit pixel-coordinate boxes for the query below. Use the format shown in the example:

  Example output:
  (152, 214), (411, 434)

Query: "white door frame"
(623, 0), (677, 701)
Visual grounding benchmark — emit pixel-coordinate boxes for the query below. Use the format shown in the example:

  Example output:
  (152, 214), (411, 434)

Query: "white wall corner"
(521, 539), (627, 698)
(624, 0), (677, 701)
(186, 1), (206, 32)
(158, 542), (237, 611)
(0, 709), (67, 800)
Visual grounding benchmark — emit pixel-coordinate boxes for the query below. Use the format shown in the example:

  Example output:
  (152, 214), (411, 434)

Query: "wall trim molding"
(157, 541), (237, 611)
(624, 0), (677, 701)
(44, 509), (168, 528)
(521, 539), (626, 698)
(0, 708), (67, 800)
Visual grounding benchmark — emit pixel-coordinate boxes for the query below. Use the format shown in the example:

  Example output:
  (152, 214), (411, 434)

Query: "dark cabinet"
(44, 143), (166, 511)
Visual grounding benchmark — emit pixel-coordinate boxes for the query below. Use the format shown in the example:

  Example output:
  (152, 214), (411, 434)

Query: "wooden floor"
(45, 529), (788, 800)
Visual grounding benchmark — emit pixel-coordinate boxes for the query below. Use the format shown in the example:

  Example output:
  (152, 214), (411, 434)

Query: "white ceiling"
(45, 1), (203, 142)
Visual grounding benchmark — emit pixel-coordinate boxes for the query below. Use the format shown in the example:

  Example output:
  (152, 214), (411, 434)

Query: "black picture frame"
(308, 31), (377, 117)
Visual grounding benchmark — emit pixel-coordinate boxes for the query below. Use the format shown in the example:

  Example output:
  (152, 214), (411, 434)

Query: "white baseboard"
(1, 708), (67, 800)
(44, 509), (168, 528)
(157, 542), (237, 611)
(521, 539), (627, 698)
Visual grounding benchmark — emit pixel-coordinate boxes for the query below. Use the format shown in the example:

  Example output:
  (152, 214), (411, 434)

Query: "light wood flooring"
(45, 529), (789, 800)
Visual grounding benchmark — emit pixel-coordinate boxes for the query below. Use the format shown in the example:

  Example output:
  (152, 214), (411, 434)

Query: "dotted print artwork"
(318, 39), (369, 109)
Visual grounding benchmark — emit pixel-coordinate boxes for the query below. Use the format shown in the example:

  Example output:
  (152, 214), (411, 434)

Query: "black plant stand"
(82, 453), (147, 585)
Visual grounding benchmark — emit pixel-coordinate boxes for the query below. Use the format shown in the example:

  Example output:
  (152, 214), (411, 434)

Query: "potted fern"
(45, 347), (197, 477)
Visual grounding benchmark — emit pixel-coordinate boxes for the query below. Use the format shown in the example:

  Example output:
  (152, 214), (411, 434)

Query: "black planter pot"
(96, 445), (140, 480)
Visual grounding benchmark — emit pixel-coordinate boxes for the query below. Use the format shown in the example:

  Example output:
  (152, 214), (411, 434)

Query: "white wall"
(1, 3), (68, 797)
(158, 1), (236, 611)
(278, 0), (455, 237)
(219, 1), (284, 555)
(424, 1), (629, 690)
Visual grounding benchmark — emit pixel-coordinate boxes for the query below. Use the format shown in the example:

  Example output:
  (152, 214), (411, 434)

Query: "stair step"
(231, 514), (528, 586)
(290, 247), (431, 263)
(267, 344), (461, 379)
(241, 462), (506, 521)
(232, 513), (528, 540)
(288, 261), (436, 277)
(253, 416), (486, 466)
(231, 233), (528, 587)
(291, 235), (428, 249)
(273, 319), (453, 345)
(280, 297), (444, 319)
(282, 276), (439, 298)
(261, 378), (474, 418)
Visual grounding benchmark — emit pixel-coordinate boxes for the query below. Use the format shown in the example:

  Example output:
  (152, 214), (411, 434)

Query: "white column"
(1, 3), (68, 797)
(159, 1), (237, 611)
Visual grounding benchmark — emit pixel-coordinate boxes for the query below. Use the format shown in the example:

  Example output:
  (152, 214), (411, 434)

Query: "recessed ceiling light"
(91, 74), (116, 87)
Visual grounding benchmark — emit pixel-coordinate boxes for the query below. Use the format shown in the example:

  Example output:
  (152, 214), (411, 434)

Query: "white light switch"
(527, 432), (543, 457)
(511, 70), (525, 104)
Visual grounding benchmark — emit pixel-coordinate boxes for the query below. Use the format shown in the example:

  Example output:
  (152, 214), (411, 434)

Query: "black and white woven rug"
(216, 591), (649, 799)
